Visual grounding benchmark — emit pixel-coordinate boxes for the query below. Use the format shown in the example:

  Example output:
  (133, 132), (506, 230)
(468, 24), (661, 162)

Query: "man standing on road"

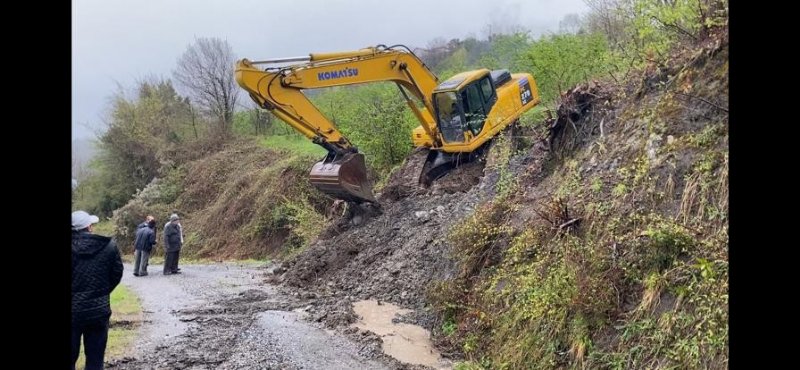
(138, 215), (156, 241)
(163, 213), (183, 275)
(133, 218), (157, 276)
(72, 210), (124, 370)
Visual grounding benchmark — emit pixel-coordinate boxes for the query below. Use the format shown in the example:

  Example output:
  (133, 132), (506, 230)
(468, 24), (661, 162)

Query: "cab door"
(462, 76), (497, 139)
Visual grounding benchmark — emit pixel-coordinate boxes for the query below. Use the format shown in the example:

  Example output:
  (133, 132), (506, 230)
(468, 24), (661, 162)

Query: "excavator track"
(377, 147), (431, 201)
(377, 143), (491, 202)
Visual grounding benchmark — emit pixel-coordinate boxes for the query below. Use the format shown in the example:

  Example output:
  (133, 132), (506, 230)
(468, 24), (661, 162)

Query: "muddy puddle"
(352, 300), (451, 369)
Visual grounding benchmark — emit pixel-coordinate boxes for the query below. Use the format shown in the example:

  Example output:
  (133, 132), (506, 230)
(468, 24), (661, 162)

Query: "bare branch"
(672, 91), (728, 113)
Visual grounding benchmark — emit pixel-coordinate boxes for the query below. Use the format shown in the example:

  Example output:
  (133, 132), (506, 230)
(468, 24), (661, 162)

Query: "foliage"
(233, 107), (278, 137)
(313, 83), (419, 176)
(426, 11), (728, 368)
(519, 33), (618, 104)
(260, 135), (326, 158)
(280, 197), (328, 254)
(477, 32), (531, 74)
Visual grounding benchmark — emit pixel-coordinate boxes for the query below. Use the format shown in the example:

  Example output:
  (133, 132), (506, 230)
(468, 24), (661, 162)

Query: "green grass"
(75, 284), (142, 369)
(92, 219), (116, 236)
(109, 284), (140, 316)
(260, 135), (326, 157)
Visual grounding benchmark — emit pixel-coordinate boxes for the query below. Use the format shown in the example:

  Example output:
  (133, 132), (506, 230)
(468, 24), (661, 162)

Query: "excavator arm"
(235, 45), (441, 202)
(236, 45), (440, 154)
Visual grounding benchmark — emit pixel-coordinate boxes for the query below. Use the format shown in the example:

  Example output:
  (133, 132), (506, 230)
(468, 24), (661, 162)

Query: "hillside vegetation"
(431, 33), (728, 369)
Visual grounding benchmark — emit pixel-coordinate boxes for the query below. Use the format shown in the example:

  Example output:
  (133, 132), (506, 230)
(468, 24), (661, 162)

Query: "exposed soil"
(276, 126), (551, 337)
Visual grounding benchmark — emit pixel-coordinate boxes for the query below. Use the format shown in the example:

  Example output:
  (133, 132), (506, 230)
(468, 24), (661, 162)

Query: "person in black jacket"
(137, 215), (156, 241)
(163, 213), (183, 275)
(132, 218), (156, 276)
(72, 210), (124, 370)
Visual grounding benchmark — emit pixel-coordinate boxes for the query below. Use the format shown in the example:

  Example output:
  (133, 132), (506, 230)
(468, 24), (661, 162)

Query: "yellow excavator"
(235, 44), (540, 203)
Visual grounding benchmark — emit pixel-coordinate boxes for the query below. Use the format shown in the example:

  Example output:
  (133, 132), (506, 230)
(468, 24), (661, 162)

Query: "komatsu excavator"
(235, 44), (540, 203)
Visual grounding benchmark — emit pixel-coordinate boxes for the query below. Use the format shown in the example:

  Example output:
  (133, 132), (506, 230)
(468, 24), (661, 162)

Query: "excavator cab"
(417, 70), (516, 186)
(432, 72), (497, 144)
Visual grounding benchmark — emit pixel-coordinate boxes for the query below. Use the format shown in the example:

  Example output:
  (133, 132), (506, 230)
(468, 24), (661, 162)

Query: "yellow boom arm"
(235, 45), (440, 155)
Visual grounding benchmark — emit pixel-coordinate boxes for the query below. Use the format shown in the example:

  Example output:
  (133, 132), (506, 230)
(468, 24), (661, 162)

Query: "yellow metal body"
(425, 70), (541, 152)
(235, 45), (540, 156)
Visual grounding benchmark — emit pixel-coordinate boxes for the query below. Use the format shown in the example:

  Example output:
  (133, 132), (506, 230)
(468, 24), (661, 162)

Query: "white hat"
(72, 210), (100, 231)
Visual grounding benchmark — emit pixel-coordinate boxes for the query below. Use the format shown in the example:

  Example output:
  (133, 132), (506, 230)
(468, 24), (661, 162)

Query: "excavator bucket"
(309, 152), (377, 203)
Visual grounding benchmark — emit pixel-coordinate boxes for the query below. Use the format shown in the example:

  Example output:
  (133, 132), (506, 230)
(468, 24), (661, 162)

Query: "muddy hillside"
(277, 127), (545, 322)
(276, 29), (728, 369)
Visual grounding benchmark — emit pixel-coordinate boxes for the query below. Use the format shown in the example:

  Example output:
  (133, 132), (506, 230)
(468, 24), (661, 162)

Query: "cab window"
(434, 91), (466, 143)
(462, 83), (487, 135)
(480, 77), (494, 105)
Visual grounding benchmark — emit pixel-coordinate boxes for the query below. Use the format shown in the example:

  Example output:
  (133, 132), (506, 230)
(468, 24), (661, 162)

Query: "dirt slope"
(275, 28), (728, 369)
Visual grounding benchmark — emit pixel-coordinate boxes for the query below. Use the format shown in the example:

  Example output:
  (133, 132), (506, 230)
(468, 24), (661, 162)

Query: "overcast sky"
(72, 0), (589, 139)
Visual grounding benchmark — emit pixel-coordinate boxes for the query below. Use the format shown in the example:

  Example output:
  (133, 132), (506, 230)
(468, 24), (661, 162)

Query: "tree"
(74, 79), (193, 216)
(313, 84), (417, 175)
(173, 37), (239, 136)
(583, 0), (630, 48)
(519, 33), (614, 103)
(559, 13), (584, 34)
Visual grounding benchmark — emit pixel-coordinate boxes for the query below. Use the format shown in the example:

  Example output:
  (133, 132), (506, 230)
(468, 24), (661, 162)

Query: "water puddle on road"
(352, 300), (450, 369)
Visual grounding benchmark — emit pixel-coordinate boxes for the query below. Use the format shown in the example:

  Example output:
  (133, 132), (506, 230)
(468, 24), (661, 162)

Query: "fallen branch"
(673, 91), (729, 113)
(599, 117), (605, 138)
(557, 218), (582, 231)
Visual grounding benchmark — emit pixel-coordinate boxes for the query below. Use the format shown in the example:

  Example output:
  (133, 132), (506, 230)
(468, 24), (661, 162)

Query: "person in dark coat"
(163, 213), (183, 275)
(132, 218), (157, 276)
(137, 215), (156, 241)
(72, 210), (124, 370)
(137, 216), (157, 255)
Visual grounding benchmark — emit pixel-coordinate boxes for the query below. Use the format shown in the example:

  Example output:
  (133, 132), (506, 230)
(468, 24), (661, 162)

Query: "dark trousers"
(71, 318), (109, 370)
(164, 250), (180, 273)
(133, 249), (150, 275)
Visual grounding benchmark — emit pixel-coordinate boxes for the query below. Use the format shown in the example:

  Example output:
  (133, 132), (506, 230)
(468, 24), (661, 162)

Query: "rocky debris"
(280, 123), (552, 336)
(105, 264), (393, 370)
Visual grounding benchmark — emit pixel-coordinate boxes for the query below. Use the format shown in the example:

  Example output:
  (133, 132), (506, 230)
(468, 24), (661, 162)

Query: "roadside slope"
(277, 29), (728, 369)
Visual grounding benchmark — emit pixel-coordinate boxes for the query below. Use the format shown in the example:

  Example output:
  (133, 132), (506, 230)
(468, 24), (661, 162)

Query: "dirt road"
(106, 262), (389, 369)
